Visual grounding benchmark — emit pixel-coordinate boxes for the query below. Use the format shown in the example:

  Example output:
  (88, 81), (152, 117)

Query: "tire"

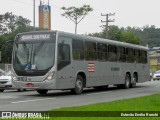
(71, 75), (84, 95)
(17, 89), (24, 92)
(0, 89), (4, 92)
(36, 89), (48, 95)
(123, 74), (131, 89)
(131, 74), (137, 88)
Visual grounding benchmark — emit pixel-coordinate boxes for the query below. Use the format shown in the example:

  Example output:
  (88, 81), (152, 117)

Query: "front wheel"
(71, 75), (84, 95)
(36, 89), (48, 95)
(0, 89), (4, 92)
(17, 89), (25, 92)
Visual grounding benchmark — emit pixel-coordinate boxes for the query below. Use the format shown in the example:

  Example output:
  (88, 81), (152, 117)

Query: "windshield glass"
(13, 42), (55, 76)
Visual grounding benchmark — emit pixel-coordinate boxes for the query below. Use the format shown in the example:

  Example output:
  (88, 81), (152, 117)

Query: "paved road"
(0, 81), (160, 111)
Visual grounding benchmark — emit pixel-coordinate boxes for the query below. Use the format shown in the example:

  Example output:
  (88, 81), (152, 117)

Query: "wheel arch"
(76, 71), (86, 88)
(133, 72), (138, 82)
(126, 71), (131, 80)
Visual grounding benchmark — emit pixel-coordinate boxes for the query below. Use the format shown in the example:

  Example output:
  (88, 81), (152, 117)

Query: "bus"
(11, 31), (150, 95)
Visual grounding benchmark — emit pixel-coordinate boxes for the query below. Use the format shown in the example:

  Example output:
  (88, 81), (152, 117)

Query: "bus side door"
(57, 37), (74, 89)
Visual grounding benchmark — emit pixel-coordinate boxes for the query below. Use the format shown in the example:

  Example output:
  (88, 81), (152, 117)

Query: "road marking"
(0, 96), (18, 99)
(11, 98), (56, 104)
(86, 91), (111, 96)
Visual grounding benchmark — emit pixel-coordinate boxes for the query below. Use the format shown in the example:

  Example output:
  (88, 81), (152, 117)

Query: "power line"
(101, 13), (115, 38)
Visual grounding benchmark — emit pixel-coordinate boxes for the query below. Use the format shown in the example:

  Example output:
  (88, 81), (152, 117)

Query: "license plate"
(25, 83), (34, 88)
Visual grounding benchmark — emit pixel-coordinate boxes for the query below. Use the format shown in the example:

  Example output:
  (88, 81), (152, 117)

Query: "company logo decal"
(88, 62), (95, 72)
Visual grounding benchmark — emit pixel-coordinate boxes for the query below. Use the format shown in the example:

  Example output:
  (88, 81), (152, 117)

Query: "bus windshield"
(13, 42), (55, 76)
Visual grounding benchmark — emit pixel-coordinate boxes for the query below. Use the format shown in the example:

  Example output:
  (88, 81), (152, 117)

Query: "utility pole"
(101, 13), (115, 38)
(33, 0), (35, 30)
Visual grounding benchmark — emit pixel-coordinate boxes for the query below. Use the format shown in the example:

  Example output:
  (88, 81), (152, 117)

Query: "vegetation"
(0, 12), (31, 34)
(89, 25), (160, 47)
(48, 93), (160, 120)
(61, 5), (93, 34)
(0, 12), (43, 63)
(89, 25), (140, 44)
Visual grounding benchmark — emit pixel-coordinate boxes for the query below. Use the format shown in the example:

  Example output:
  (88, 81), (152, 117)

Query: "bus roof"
(17, 30), (148, 50)
(57, 31), (148, 50)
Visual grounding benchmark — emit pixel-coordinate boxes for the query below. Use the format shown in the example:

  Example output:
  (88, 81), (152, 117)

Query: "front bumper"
(12, 79), (57, 90)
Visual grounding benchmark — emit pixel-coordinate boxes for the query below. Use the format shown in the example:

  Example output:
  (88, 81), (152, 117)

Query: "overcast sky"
(0, 0), (160, 34)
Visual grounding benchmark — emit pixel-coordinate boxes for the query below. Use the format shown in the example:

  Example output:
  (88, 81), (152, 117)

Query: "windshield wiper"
(32, 42), (44, 63)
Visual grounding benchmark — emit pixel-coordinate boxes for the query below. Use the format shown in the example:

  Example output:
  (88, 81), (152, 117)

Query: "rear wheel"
(131, 74), (137, 88)
(123, 74), (131, 89)
(71, 75), (84, 95)
(36, 89), (48, 95)
(0, 89), (4, 92)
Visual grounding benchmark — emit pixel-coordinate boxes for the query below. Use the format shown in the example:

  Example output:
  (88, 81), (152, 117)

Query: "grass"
(53, 94), (160, 111)
(2, 93), (160, 120)
(150, 65), (160, 71)
(49, 93), (160, 120)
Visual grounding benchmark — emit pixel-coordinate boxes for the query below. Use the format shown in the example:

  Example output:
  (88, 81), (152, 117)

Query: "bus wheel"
(0, 89), (4, 92)
(131, 74), (137, 88)
(17, 89), (25, 92)
(36, 89), (48, 95)
(123, 74), (131, 89)
(71, 75), (84, 95)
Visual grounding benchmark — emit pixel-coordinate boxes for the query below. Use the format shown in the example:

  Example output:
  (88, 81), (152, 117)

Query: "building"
(149, 47), (160, 70)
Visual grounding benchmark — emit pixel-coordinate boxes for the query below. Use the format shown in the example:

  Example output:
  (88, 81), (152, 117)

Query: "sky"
(0, 0), (160, 34)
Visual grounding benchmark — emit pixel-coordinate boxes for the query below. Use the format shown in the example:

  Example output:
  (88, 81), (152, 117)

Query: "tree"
(120, 30), (140, 44)
(89, 25), (140, 45)
(0, 12), (31, 34)
(108, 25), (122, 41)
(61, 5), (93, 34)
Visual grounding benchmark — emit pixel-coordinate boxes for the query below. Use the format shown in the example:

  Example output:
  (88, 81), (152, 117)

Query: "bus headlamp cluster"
(45, 72), (55, 80)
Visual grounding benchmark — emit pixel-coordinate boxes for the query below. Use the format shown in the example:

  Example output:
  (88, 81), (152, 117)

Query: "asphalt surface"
(0, 80), (160, 111)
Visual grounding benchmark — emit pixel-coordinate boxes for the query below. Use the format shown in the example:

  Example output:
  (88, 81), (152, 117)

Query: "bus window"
(135, 49), (140, 63)
(97, 43), (108, 61)
(58, 43), (71, 70)
(141, 50), (147, 63)
(85, 41), (97, 61)
(108, 45), (117, 62)
(72, 39), (84, 60)
(126, 48), (134, 63)
(119, 46), (126, 62)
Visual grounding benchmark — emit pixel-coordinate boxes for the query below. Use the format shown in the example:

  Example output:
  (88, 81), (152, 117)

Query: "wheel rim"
(76, 80), (82, 92)
(125, 75), (130, 88)
(132, 75), (137, 86)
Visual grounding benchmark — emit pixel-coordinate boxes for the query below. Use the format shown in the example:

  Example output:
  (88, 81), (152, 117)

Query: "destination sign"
(19, 34), (51, 41)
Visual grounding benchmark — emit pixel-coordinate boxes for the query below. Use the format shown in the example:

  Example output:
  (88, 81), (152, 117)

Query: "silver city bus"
(11, 31), (150, 94)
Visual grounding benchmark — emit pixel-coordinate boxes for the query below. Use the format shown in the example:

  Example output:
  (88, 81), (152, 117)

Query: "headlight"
(45, 72), (55, 80)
